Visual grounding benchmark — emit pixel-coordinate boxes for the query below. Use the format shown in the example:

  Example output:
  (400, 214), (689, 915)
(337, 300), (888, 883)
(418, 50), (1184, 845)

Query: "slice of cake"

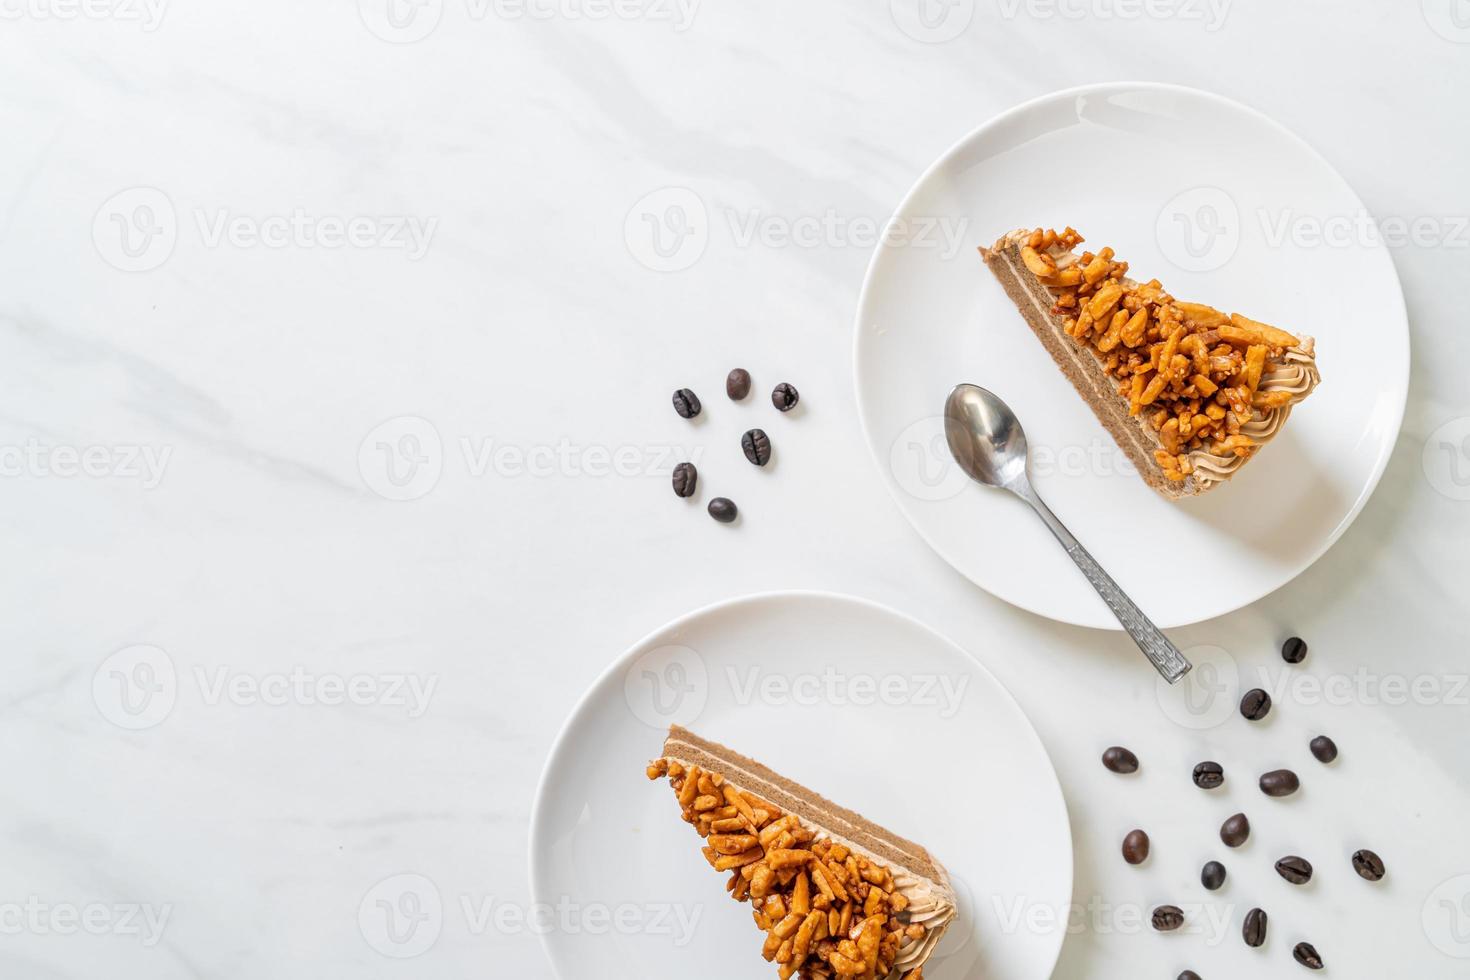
(647, 725), (957, 980)
(981, 227), (1321, 498)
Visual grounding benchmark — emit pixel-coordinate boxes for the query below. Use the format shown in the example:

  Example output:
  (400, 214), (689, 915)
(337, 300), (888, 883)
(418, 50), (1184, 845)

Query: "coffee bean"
(1101, 746), (1138, 774)
(1293, 942), (1323, 970)
(1242, 907), (1267, 947)
(1151, 905), (1184, 931)
(1221, 812), (1251, 847)
(1178, 973), (1202, 980)
(1275, 855), (1313, 884)
(1122, 829), (1150, 865)
(771, 382), (800, 412)
(726, 368), (751, 401)
(1282, 636), (1308, 663)
(672, 388), (702, 419)
(1240, 688), (1272, 721)
(1310, 735), (1338, 764)
(1352, 848), (1385, 881)
(671, 462), (697, 498)
(1192, 761), (1224, 789)
(741, 428), (771, 466)
(707, 497), (737, 523)
(1259, 769), (1300, 797)
(1201, 860), (1226, 890)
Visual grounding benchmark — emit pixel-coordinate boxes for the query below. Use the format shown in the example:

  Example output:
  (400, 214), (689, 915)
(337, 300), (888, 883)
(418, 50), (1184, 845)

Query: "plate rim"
(851, 79), (1411, 630)
(527, 588), (1074, 980)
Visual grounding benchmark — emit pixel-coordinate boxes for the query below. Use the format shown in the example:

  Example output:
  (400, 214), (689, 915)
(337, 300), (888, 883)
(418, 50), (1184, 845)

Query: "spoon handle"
(1018, 485), (1192, 684)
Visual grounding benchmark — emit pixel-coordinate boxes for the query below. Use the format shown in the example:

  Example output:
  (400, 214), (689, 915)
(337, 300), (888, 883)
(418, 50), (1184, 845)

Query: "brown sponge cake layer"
(662, 725), (949, 889)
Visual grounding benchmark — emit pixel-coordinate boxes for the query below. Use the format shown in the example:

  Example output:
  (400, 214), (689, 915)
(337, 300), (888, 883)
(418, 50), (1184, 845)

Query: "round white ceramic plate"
(530, 591), (1072, 980)
(854, 82), (1408, 630)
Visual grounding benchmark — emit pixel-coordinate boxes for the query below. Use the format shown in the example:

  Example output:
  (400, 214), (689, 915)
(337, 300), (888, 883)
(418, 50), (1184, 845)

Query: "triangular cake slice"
(981, 227), (1321, 498)
(648, 725), (957, 980)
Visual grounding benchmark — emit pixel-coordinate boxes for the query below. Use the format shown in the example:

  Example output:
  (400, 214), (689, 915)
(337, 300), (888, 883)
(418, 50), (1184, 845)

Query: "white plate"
(854, 82), (1408, 629)
(530, 591), (1072, 980)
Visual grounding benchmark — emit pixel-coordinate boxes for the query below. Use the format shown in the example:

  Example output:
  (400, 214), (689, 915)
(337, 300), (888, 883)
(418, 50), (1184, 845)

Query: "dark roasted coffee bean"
(1242, 907), (1267, 947)
(1101, 746), (1139, 773)
(707, 497), (737, 523)
(1122, 829), (1150, 865)
(671, 462), (697, 498)
(1221, 812), (1251, 847)
(1293, 942), (1323, 970)
(1282, 636), (1308, 663)
(1178, 973), (1201, 980)
(1310, 735), (1338, 763)
(1352, 848), (1385, 881)
(771, 382), (800, 412)
(1192, 761), (1225, 789)
(1260, 769), (1300, 797)
(672, 388), (702, 419)
(741, 428), (771, 466)
(1240, 688), (1272, 721)
(1151, 905), (1185, 931)
(726, 368), (751, 400)
(1201, 860), (1226, 890)
(1275, 855), (1313, 884)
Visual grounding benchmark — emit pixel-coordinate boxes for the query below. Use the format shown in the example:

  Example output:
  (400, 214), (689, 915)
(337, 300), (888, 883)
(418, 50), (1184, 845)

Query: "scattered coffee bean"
(1151, 905), (1185, 931)
(1101, 746), (1139, 774)
(771, 382), (800, 412)
(726, 368), (751, 401)
(707, 497), (737, 523)
(1352, 848), (1385, 881)
(1275, 855), (1313, 884)
(1242, 907), (1267, 947)
(1122, 829), (1150, 865)
(1192, 761), (1225, 789)
(1260, 769), (1300, 797)
(1293, 942), (1323, 970)
(1282, 636), (1308, 663)
(741, 428), (771, 466)
(1309, 735), (1338, 764)
(671, 462), (697, 498)
(672, 388), (702, 419)
(1221, 812), (1251, 847)
(1201, 860), (1226, 890)
(1240, 688), (1272, 721)
(1178, 973), (1202, 980)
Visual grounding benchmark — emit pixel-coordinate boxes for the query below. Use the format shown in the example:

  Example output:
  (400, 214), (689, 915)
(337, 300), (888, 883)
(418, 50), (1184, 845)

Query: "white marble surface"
(2, 2), (1468, 978)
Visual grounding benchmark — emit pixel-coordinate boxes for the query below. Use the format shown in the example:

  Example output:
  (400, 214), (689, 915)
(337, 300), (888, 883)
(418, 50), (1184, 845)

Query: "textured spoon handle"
(1021, 486), (1192, 684)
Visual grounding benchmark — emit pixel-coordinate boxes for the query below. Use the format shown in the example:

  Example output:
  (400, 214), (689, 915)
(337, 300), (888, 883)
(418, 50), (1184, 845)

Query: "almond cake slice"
(647, 725), (957, 980)
(981, 227), (1321, 498)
